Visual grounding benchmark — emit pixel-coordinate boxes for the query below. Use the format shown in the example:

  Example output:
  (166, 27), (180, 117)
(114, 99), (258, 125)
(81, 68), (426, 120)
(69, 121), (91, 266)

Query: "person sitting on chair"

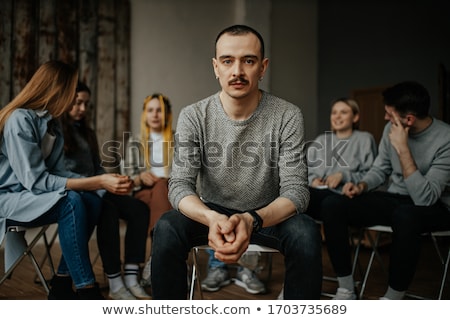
(150, 24), (322, 300)
(0, 61), (133, 300)
(321, 81), (450, 300)
(61, 82), (151, 300)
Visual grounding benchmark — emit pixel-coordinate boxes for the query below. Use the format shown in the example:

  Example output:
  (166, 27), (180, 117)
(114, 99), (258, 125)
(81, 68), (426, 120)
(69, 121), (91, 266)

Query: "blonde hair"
(0, 60), (78, 136)
(140, 93), (173, 177)
(330, 97), (360, 130)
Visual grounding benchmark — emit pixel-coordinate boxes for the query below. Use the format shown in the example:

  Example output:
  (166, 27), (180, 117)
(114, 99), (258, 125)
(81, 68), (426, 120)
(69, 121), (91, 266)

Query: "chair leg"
(34, 228), (57, 285)
(359, 230), (384, 299)
(189, 247), (204, 300)
(438, 246), (450, 300)
(28, 252), (50, 294)
(1, 226), (51, 293)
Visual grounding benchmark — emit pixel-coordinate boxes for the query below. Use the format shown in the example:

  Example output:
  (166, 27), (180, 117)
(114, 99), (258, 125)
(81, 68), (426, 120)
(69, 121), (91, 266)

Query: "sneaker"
(235, 267), (266, 294)
(277, 286), (284, 300)
(109, 287), (137, 300)
(201, 267), (231, 292)
(333, 287), (357, 300)
(140, 257), (151, 287)
(47, 275), (78, 300)
(127, 284), (151, 299)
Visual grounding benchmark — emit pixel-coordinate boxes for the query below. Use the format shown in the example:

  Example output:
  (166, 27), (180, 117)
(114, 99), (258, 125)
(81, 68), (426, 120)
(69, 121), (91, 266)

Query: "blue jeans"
(206, 249), (226, 269)
(151, 203), (322, 299)
(6, 191), (101, 289)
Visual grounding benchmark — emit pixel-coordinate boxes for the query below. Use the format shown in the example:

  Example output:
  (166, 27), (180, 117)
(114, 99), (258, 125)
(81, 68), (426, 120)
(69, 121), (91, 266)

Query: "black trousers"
(96, 192), (150, 275)
(321, 191), (450, 291)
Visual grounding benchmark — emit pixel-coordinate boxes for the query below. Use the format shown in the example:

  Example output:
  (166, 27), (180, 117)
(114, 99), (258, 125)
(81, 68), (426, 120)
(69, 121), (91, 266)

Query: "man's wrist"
(247, 210), (263, 233)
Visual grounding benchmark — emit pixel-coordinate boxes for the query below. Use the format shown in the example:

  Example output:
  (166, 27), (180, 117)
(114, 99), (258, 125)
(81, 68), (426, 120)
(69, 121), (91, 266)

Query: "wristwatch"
(248, 210), (263, 233)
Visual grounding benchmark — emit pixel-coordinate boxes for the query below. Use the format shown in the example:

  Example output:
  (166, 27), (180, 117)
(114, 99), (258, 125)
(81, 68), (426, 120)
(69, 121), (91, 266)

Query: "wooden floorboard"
(1, 228), (449, 300)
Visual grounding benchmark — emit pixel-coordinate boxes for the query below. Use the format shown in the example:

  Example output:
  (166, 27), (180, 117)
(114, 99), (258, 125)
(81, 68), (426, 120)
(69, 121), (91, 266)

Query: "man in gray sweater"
(150, 24), (322, 299)
(321, 81), (450, 300)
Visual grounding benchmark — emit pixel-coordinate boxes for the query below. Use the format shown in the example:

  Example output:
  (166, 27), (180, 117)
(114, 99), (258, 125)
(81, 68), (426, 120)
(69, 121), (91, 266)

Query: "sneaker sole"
(233, 278), (266, 294)
(201, 279), (231, 292)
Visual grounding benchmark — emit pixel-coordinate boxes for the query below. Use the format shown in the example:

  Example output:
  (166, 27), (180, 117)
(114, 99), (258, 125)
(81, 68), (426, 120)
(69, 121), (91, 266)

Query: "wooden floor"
(0, 226), (449, 300)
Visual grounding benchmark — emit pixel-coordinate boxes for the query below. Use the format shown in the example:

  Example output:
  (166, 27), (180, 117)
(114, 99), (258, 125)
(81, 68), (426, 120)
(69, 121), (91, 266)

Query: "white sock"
(124, 263), (139, 288)
(107, 272), (125, 293)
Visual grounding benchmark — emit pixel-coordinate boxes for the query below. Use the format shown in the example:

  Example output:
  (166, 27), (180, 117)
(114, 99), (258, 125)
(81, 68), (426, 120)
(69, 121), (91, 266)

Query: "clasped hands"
(208, 212), (253, 264)
(101, 173), (134, 195)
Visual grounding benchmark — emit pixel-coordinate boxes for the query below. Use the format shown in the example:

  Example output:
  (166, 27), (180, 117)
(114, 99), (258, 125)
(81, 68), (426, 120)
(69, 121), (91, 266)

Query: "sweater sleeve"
(278, 107), (310, 213)
(168, 107), (200, 210)
(341, 132), (378, 183)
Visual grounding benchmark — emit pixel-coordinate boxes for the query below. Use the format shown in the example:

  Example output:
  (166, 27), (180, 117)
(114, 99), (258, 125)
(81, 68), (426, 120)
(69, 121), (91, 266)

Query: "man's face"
(384, 105), (409, 127)
(212, 33), (268, 100)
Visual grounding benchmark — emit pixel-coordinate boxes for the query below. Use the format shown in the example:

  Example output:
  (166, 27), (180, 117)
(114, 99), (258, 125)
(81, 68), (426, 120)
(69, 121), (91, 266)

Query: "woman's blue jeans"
(151, 203), (323, 299)
(6, 191), (101, 289)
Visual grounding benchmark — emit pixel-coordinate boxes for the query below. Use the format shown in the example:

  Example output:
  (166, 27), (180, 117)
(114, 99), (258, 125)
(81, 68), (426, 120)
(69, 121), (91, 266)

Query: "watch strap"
(248, 210), (263, 233)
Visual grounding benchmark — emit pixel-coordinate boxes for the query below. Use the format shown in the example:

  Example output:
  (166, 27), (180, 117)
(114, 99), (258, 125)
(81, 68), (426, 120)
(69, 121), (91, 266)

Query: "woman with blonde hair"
(122, 93), (174, 288)
(0, 60), (133, 299)
(127, 93), (174, 232)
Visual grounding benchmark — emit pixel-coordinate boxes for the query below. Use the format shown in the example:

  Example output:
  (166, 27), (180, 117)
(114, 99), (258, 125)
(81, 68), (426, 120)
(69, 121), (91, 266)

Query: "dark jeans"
(96, 192), (150, 275)
(151, 203), (323, 299)
(304, 187), (338, 220)
(321, 191), (450, 291)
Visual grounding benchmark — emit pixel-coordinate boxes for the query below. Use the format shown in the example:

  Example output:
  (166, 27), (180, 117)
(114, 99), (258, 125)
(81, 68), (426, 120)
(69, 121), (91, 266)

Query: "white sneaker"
(201, 267), (231, 292)
(235, 267), (266, 294)
(140, 257), (151, 287)
(127, 284), (151, 300)
(277, 286), (284, 300)
(109, 287), (137, 300)
(333, 288), (357, 300)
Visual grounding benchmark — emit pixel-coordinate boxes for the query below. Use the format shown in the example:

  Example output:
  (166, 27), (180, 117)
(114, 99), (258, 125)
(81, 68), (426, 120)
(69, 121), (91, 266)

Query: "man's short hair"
(215, 24), (265, 58)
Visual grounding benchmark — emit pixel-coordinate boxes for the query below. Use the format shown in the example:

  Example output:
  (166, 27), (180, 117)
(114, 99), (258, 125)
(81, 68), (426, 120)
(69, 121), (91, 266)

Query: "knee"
(391, 205), (422, 233)
(153, 210), (182, 243)
(59, 191), (88, 223)
(285, 214), (322, 254)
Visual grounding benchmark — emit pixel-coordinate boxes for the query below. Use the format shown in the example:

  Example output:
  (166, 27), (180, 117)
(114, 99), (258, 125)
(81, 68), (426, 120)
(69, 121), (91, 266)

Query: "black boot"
(77, 283), (105, 300)
(48, 275), (78, 300)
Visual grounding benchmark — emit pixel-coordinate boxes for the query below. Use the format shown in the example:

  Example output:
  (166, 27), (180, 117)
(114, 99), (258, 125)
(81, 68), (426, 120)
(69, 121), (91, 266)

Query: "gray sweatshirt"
(168, 91), (309, 213)
(363, 118), (450, 210)
(307, 130), (377, 192)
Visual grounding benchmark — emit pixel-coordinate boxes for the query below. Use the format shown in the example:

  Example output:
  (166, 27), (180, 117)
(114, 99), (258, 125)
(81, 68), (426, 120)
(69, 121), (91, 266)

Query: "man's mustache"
(229, 77), (248, 85)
